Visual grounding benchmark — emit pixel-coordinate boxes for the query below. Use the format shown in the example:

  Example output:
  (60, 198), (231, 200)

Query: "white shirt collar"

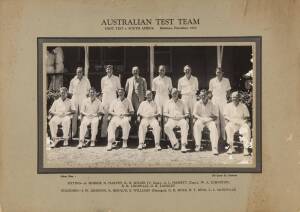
(118, 97), (126, 102)
(185, 75), (193, 80)
(171, 98), (180, 103)
(75, 76), (85, 81)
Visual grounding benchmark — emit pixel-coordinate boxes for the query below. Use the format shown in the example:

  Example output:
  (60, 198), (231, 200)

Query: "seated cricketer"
(193, 90), (219, 155)
(137, 90), (161, 151)
(49, 87), (75, 148)
(107, 88), (134, 151)
(164, 88), (190, 153)
(224, 91), (251, 155)
(77, 88), (104, 149)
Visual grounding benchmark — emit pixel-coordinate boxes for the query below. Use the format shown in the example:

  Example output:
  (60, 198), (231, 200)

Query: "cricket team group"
(48, 64), (252, 156)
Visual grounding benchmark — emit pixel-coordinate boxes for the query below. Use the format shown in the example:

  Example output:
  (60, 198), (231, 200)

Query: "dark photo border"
(37, 37), (262, 174)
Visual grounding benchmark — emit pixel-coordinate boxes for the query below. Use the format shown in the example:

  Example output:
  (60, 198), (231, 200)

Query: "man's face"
(146, 92), (153, 101)
(232, 96), (240, 106)
(76, 68), (83, 79)
(132, 67), (139, 78)
(118, 89), (125, 99)
(202, 95), (209, 104)
(106, 66), (113, 76)
(171, 91), (179, 100)
(216, 71), (223, 80)
(184, 67), (191, 77)
(89, 90), (96, 99)
(158, 66), (166, 77)
(60, 90), (67, 100)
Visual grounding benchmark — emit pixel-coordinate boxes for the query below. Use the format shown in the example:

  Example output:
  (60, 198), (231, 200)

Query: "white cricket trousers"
(225, 122), (251, 149)
(193, 120), (219, 150)
(107, 117), (131, 143)
(164, 119), (189, 146)
(79, 117), (100, 141)
(138, 118), (161, 145)
(49, 116), (71, 139)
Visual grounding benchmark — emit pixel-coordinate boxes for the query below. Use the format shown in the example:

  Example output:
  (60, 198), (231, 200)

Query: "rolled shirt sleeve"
(212, 103), (219, 117)
(125, 79), (130, 95)
(223, 104), (229, 120)
(225, 78), (231, 91)
(168, 78), (173, 92)
(137, 101), (144, 115)
(163, 100), (170, 115)
(183, 103), (189, 115)
(243, 104), (250, 118)
(152, 80), (157, 92)
(208, 79), (213, 91)
(68, 80), (74, 94)
(99, 101), (104, 114)
(108, 99), (116, 114)
(192, 102), (198, 117)
(86, 80), (91, 94)
(194, 77), (199, 93)
(49, 101), (57, 114)
(178, 79), (182, 93)
(80, 100), (87, 114)
(128, 99), (134, 113)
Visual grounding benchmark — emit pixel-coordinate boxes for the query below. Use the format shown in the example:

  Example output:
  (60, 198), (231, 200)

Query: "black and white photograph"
(38, 37), (261, 172)
(4, 0), (300, 210)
